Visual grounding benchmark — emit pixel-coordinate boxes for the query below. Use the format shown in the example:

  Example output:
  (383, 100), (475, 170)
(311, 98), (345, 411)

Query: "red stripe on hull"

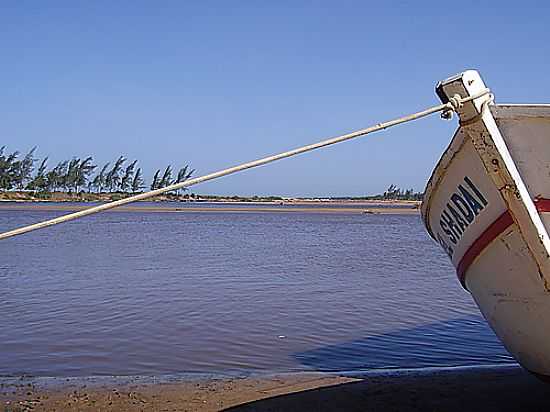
(456, 198), (550, 289)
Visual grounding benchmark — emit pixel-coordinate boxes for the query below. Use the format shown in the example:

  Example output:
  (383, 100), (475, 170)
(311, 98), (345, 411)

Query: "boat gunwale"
(421, 104), (550, 241)
(420, 127), (467, 240)
(491, 104), (550, 120)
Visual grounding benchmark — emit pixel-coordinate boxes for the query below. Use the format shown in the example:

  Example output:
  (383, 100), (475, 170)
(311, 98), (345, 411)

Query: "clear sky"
(2, 1), (549, 197)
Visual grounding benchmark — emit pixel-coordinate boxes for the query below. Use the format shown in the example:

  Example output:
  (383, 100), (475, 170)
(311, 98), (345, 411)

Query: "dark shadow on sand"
(224, 366), (550, 411)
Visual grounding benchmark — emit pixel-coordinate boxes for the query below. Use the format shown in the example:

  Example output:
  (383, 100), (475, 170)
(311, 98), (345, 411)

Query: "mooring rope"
(0, 89), (491, 240)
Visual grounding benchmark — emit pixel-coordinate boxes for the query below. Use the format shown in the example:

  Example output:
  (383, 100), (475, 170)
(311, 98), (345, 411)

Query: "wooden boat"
(422, 70), (550, 377)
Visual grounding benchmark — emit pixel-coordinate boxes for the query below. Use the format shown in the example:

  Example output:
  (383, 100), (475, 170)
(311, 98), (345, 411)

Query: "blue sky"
(2, 1), (549, 196)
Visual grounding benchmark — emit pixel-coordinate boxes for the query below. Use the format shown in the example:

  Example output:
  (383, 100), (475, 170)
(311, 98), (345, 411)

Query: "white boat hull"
(422, 71), (550, 376)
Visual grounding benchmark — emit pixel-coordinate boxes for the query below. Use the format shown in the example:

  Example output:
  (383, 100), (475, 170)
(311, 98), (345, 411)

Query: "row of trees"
(0, 146), (194, 194)
(382, 184), (423, 201)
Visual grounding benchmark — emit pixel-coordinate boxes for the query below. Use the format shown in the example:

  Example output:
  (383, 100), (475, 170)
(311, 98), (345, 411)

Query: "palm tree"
(76, 157), (96, 192)
(159, 165), (173, 188)
(131, 168), (144, 193)
(150, 169), (161, 190)
(65, 158), (81, 193)
(174, 165), (194, 195)
(46, 161), (68, 191)
(13, 147), (36, 189)
(92, 162), (110, 193)
(0, 147), (19, 190)
(105, 156), (125, 192)
(27, 157), (48, 191)
(120, 160), (138, 193)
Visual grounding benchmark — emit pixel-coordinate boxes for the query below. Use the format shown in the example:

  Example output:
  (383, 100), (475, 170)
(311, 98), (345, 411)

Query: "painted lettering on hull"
(436, 176), (488, 259)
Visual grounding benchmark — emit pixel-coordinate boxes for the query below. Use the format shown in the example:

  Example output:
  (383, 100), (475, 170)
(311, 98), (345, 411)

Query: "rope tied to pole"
(440, 88), (493, 120)
(0, 88), (492, 241)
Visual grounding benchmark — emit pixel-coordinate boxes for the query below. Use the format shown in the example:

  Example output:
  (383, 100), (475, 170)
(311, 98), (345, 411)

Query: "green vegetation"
(0, 146), (422, 203)
(197, 194), (285, 202)
(379, 184), (423, 201)
(328, 185), (423, 201)
(0, 146), (194, 198)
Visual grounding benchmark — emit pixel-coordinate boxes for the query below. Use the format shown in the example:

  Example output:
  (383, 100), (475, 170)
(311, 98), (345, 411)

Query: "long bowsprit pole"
(0, 91), (491, 241)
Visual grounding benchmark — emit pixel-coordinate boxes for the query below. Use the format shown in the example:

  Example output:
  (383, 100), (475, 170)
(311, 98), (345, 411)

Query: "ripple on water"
(0, 210), (514, 377)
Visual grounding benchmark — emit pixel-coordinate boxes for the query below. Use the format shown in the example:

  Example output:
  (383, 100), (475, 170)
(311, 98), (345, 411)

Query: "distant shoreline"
(0, 191), (421, 215)
(0, 200), (420, 215)
(0, 191), (422, 205)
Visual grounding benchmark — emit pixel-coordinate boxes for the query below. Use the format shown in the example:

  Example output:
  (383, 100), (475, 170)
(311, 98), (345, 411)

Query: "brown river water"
(0, 203), (514, 378)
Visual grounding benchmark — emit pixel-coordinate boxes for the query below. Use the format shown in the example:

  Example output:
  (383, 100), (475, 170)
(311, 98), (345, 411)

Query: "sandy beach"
(2, 366), (549, 411)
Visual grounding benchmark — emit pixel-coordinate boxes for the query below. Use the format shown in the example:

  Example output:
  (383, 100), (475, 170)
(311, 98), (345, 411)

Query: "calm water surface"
(0, 206), (514, 377)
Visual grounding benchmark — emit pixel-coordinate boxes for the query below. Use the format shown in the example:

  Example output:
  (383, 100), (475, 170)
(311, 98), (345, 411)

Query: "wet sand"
(2, 366), (549, 411)
(0, 202), (419, 215)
